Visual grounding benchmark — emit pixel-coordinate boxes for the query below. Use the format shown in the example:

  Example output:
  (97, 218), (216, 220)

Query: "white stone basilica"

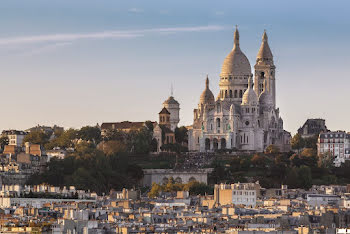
(188, 27), (291, 152)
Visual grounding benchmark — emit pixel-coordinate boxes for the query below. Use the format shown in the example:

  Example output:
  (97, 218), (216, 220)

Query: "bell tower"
(159, 107), (171, 129)
(254, 30), (276, 108)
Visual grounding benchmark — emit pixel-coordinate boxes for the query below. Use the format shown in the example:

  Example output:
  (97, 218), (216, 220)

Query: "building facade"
(317, 131), (350, 167)
(153, 96), (180, 152)
(188, 28), (291, 152)
(214, 182), (261, 207)
(298, 119), (328, 138)
(2, 130), (27, 147)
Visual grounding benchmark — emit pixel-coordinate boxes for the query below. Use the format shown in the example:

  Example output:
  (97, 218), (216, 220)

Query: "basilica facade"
(188, 28), (291, 152)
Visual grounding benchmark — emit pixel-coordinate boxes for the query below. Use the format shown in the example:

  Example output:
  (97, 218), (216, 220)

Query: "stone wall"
(142, 169), (213, 187)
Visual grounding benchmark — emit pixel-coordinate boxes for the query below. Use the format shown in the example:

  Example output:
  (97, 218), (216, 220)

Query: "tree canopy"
(28, 145), (143, 194)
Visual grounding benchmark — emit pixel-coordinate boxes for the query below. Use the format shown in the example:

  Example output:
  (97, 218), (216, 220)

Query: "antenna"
(171, 83), (174, 96)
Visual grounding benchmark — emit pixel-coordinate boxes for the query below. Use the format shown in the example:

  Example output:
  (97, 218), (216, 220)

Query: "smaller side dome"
(200, 76), (215, 105)
(242, 77), (258, 106)
(259, 79), (273, 106)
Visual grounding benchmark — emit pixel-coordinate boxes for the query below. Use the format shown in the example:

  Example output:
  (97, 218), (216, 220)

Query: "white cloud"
(128, 8), (144, 13)
(0, 25), (225, 46)
(18, 42), (72, 57)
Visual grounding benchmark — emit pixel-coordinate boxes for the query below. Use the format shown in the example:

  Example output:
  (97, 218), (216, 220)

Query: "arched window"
(205, 138), (210, 150)
(225, 90), (228, 98)
(234, 90), (238, 98)
(239, 90), (243, 98)
(246, 135), (249, 144)
(229, 90), (233, 98)
(261, 72), (265, 78)
(216, 118), (221, 128)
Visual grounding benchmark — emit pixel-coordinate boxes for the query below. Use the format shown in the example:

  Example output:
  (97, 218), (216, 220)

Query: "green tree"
(291, 133), (305, 153)
(183, 181), (212, 195)
(297, 165), (312, 189)
(98, 140), (127, 156)
(78, 126), (101, 144)
(148, 183), (162, 198)
(131, 127), (153, 154)
(175, 126), (188, 144)
(23, 130), (50, 146)
(251, 154), (265, 168)
(28, 144), (144, 194)
(304, 135), (318, 150)
(318, 152), (334, 169)
(45, 128), (78, 149)
(265, 145), (280, 155)
(300, 148), (318, 168)
(144, 121), (154, 132)
(0, 136), (9, 150)
(285, 167), (299, 188)
(301, 148), (316, 157)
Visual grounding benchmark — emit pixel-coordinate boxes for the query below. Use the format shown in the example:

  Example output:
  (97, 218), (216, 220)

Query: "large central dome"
(220, 28), (251, 77)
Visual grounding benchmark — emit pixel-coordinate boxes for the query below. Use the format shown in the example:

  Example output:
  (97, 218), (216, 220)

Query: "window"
(234, 90), (238, 98)
(216, 118), (221, 128)
(225, 90), (228, 98)
(229, 90), (233, 98)
(239, 90), (243, 98)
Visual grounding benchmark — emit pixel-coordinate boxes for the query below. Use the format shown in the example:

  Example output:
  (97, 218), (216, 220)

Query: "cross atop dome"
(233, 25), (240, 49)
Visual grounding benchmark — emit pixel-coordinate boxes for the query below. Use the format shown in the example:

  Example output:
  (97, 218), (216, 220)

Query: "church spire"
(170, 83), (174, 96)
(233, 25), (240, 49)
(256, 30), (273, 62)
(262, 29), (268, 42)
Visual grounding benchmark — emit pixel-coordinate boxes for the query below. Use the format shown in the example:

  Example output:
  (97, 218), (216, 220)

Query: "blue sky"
(0, 0), (349, 134)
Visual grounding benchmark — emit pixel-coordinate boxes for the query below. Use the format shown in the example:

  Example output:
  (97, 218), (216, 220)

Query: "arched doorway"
(189, 177), (196, 182)
(175, 177), (182, 184)
(213, 138), (218, 151)
(205, 138), (210, 151)
(162, 177), (168, 185)
(221, 138), (226, 149)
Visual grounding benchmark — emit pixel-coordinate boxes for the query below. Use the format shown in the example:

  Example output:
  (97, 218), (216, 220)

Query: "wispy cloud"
(18, 42), (72, 57)
(0, 25), (225, 46)
(128, 8), (144, 13)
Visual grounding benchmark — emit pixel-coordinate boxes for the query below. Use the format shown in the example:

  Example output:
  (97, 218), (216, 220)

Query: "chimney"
(25, 142), (30, 154)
